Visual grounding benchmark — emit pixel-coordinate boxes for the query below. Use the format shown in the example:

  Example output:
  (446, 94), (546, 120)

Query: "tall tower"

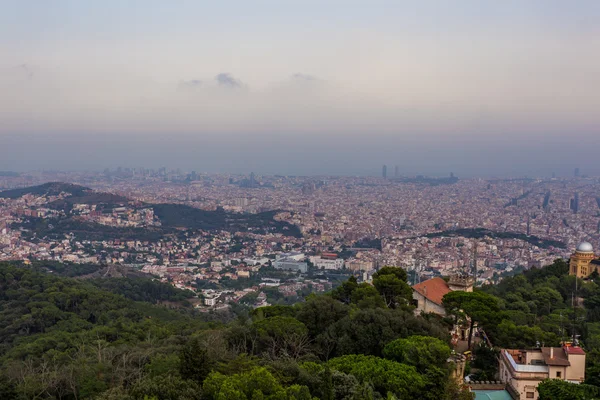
(571, 192), (580, 214)
(575, 168), (580, 178)
(394, 165), (399, 178)
(382, 165), (387, 179)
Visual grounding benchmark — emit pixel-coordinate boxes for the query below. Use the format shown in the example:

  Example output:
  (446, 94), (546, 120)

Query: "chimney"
(550, 347), (554, 359)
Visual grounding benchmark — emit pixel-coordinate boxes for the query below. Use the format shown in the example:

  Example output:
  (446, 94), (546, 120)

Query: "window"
(556, 371), (562, 378)
(526, 392), (534, 398)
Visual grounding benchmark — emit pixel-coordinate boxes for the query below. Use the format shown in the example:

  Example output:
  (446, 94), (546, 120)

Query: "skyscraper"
(382, 165), (387, 179)
(394, 165), (399, 178)
(572, 192), (580, 214)
(575, 168), (580, 178)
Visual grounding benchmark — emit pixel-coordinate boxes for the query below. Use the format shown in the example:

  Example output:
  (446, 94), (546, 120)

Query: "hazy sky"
(1, 1), (600, 176)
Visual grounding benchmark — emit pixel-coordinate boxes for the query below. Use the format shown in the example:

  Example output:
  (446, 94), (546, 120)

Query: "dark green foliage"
(47, 192), (129, 210)
(16, 216), (166, 241)
(15, 259), (104, 277)
(91, 276), (195, 304)
(331, 276), (358, 304)
(352, 238), (382, 250)
(423, 228), (566, 249)
(537, 379), (600, 400)
(324, 308), (449, 358)
(471, 343), (500, 380)
(153, 204), (302, 237)
(130, 375), (202, 400)
(179, 337), (213, 384)
(0, 261), (467, 399)
(203, 367), (311, 400)
(443, 290), (500, 348)
(383, 335), (451, 373)
(327, 354), (425, 399)
(0, 182), (91, 199)
(295, 295), (349, 338)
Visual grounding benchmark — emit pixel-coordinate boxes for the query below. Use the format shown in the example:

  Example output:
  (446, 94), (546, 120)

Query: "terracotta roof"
(565, 346), (586, 355)
(541, 347), (570, 366)
(412, 277), (451, 305)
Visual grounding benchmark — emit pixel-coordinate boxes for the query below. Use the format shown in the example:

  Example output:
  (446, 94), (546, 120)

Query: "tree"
(331, 276), (359, 304)
(253, 316), (310, 359)
(179, 337), (213, 384)
(372, 267), (413, 308)
(327, 354), (426, 399)
(442, 290), (500, 349)
(130, 375), (202, 400)
(350, 284), (386, 309)
(537, 379), (600, 400)
(471, 343), (500, 380)
(202, 367), (312, 400)
(373, 266), (408, 282)
(383, 335), (451, 373)
(296, 295), (349, 338)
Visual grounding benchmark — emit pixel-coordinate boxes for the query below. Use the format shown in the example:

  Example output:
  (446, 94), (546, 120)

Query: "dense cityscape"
(4, 1), (600, 399)
(1, 169), (599, 307)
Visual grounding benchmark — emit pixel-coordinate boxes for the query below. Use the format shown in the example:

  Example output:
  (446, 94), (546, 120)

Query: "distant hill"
(0, 182), (91, 199)
(47, 192), (129, 210)
(153, 204), (302, 237)
(0, 171), (19, 177)
(423, 228), (565, 249)
(5, 182), (302, 238)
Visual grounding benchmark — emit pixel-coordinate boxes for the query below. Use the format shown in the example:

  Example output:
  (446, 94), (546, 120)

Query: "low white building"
(310, 256), (344, 270)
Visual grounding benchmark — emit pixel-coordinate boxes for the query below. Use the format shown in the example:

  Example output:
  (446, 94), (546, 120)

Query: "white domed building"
(570, 242), (600, 278)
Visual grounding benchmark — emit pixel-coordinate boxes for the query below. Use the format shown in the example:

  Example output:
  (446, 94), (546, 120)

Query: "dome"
(577, 242), (594, 253)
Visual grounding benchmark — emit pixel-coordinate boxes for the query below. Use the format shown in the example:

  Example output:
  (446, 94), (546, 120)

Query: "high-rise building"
(571, 192), (580, 214)
(394, 165), (399, 178)
(575, 167), (580, 178)
(382, 165), (387, 179)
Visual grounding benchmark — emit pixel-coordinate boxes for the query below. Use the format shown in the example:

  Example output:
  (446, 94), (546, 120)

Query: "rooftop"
(577, 242), (594, 253)
(412, 277), (451, 305)
(473, 390), (512, 400)
(541, 347), (570, 366)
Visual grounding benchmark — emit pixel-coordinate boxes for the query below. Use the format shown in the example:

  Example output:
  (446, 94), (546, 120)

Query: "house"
(499, 344), (586, 400)
(412, 275), (474, 316)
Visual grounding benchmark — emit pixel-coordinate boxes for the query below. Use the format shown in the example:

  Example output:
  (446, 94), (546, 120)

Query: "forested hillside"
(0, 263), (471, 400)
(5, 260), (600, 399)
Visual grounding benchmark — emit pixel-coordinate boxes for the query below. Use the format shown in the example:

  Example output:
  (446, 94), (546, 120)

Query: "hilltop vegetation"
(5, 258), (600, 399)
(153, 204), (302, 237)
(15, 216), (167, 241)
(2, 182), (302, 238)
(0, 263), (471, 400)
(424, 227), (566, 249)
(0, 182), (91, 199)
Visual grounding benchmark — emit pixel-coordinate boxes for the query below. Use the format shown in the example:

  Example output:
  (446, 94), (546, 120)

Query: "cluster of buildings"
(1, 171), (600, 302)
(412, 267), (587, 400)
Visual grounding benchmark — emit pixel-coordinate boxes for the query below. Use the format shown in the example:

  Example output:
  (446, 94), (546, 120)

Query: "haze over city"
(2, 0), (600, 175)
(5, 2), (600, 399)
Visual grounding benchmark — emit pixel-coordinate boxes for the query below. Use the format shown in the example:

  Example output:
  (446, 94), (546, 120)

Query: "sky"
(1, 0), (600, 176)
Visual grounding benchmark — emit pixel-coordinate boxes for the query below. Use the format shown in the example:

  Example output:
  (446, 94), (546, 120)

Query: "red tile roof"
(412, 277), (451, 305)
(565, 346), (586, 355)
